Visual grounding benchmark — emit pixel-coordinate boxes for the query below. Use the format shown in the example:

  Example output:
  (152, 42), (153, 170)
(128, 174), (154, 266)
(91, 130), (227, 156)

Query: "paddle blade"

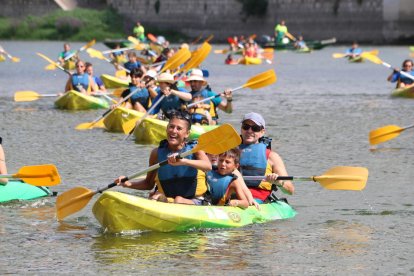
(369, 125), (404, 145)
(195, 124), (241, 154)
(214, 49), (229, 54)
(314, 166), (368, 191)
(115, 70), (127, 78)
(86, 48), (105, 60)
(15, 164), (61, 186)
(111, 87), (124, 97)
(332, 53), (346, 58)
(56, 187), (94, 220)
(14, 91), (40, 102)
(242, 69), (277, 90)
(82, 39), (96, 50)
(75, 118), (105, 130)
(45, 63), (57, 70)
(11, 56), (20, 62)
(161, 47), (191, 73)
(181, 42), (212, 72)
(122, 118), (138, 134)
(147, 33), (158, 43)
(361, 53), (382, 64)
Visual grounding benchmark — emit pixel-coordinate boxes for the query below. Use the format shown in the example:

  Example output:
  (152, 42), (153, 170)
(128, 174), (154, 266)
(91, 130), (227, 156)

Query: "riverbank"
(0, 8), (185, 42)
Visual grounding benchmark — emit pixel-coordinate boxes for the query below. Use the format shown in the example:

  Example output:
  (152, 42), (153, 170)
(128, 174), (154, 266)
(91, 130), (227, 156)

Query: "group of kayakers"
(115, 111), (294, 208)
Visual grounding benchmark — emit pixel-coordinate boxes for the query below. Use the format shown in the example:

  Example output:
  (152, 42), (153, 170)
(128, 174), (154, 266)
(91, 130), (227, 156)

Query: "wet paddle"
(187, 69), (277, 108)
(243, 166), (368, 191)
(63, 39), (96, 62)
(361, 53), (414, 81)
(179, 42), (212, 73)
(0, 164), (61, 186)
(56, 124), (242, 220)
(369, 124), (414, 145)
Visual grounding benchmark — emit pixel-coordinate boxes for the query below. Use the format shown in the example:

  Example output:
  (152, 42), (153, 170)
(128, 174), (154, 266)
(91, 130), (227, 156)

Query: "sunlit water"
(1, 41), (413, 274)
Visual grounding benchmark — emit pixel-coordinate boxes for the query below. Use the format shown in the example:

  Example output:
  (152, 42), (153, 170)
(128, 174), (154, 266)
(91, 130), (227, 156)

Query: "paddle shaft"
(92, 49), (131, 73)
(94, 148), (196, 194)
(243, 176), (307, 181)
(187, 87), (241, 108)
(124, 94), (166, 139)
(64, 40), (95, 61)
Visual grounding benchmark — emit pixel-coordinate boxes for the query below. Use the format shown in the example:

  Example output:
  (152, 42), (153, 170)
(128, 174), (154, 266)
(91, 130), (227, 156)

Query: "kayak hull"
(133, 117), (218, 145)
(101, 74), (129, 89)
(239, 57), (262, 65)
(349, 56), (364, 63)
(54, 90), (109, 110)
(0, 180), (51, 203)
(92, 191), (296, 233)
(391, 85), (414, 98)
(103, 106), (145, 133)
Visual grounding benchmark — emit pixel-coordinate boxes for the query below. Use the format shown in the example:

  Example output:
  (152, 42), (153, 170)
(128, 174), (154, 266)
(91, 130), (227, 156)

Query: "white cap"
(241, 112), (265, 128)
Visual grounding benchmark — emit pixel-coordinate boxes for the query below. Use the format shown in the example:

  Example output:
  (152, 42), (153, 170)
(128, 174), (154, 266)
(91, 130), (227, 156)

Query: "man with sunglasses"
(239, 112), (295, 203)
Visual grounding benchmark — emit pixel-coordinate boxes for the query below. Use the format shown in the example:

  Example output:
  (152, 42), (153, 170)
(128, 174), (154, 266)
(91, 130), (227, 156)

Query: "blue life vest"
(71, 73), (89, 92)
(151, 87), (188, 116)
(121, 85), (150, 109)
(239, 143), (268, 187)
(124, 61), (142, 72)
(156, 140), (199, 198)
(206, 170), (235, 205)
(391, 70), (414, 86)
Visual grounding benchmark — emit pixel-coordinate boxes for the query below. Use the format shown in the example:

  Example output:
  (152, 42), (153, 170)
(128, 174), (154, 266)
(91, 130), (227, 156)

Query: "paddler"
(124, 51), (146, 74)
(114, 68), (150, 112)
(64, 60), (98, 94)
(274, 20), (289, 44)
(115, 110), (211, 205)
(58, 43), (77, 70)
(345, 41), (362, 59)
(0, 137), (8, 184)
(148, 72), (192, 119)
(186, 68), (233, 125)
(387, 59), (414, 88)
(133, 21), (146, 42)
(239, 112), (295, 203)
(85, 62), (106, 92)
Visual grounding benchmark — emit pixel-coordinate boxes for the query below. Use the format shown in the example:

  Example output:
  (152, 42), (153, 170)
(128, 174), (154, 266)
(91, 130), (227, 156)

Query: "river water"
(1, 41), (413, 275)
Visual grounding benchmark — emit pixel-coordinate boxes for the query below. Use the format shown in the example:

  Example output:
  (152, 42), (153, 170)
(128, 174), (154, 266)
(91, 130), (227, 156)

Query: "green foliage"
(237, 0), (268, 19)
(0, 8), (126, 41)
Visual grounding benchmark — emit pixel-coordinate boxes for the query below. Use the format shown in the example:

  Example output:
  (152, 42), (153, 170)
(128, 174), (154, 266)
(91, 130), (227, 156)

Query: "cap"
(241, 112), (265, 128)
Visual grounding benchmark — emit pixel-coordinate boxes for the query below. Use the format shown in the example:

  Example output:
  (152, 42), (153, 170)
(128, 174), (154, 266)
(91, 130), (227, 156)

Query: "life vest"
(70, 73), (90, 93)
(190, 89), (211, 124)
(206, 170), (236, 205)
(124, 61), (142, 72)
(155, 140), (207, 199)
(239, 142), (272, 192)
(398, 71), (414, 86)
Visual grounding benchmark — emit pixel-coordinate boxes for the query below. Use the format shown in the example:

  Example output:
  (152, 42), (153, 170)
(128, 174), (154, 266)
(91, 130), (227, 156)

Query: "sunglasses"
(242, 123), (262, 132)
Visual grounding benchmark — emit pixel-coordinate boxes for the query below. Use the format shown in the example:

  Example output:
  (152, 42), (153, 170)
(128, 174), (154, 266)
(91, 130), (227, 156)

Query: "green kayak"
(92, 191), (296, 233)
(259, 37), (336, 50)
(0, 180), (52, 203)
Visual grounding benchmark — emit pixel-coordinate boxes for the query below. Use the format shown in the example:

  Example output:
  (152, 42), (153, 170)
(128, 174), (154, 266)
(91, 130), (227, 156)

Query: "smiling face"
(240, 119), (265, 145)
(166, 118), (190, 149)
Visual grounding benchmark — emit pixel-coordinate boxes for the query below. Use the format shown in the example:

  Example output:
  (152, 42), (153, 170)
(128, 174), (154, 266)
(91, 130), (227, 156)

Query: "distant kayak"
(391, 85), (414, 99)
(258, 36), (336, 50)
(0, 180), (51, 203)
(238, 56), (262, 65)
(348, 56), (364, 63)
(103, 39), (133, 49)
(92, 191), (296, 233)
(54, 90), (109, 110)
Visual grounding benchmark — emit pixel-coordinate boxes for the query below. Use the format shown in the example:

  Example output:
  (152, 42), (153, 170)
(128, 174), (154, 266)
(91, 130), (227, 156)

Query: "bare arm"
(233, 169), (260, 209)
(227, 179), (249, 209)
(168, 150), (212, 172)
(267, 151), (294, 195)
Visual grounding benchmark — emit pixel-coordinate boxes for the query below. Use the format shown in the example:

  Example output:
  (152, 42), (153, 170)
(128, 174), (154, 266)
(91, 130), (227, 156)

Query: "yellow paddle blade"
(361, 53), (382, 64)
(11, 56), (20, 62)
(181, 42), (212, 73)
(332, 53), (347, 59)
(313, 166), (368, 191)
(56, 186), (94, 221)
(369, 125), (404, 145)
(115, 70), (127, 78)
(14, 91), (40, 102)
(111, 87), (124, 97)
(194, 124), (241, 154)
(86, 48), (105, 60)
(83, 39), (96, 50)
(37, 52), (56, 64)
(367, 49), (379, 56)
(128, 36), (141, 45)
(45, 63), (57, 70)
(214, 49), (229, 54)
(285, 32), (296, 41)
(14, 164), (61, 186)
(160, 47), (191, 73)
(242, 69), (277, 90)
(122, 118), (139, 134)
(75, 118), (105, 130)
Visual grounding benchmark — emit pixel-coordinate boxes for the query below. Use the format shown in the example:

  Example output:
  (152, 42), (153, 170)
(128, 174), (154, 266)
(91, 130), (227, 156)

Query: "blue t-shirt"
(346, 48), (362, 55)
(150, 87), (189, 115)
(121, 85), (150, 109)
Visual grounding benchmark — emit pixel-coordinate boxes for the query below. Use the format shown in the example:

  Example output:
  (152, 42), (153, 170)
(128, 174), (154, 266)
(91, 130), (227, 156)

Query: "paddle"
(179, 42), (212, 74)
(361, 53), (414, 81)
(63, 39), (96, 62)
(37, 52), (72, 76)
(101, 44), (145, 54)
(3, 51), (20, 62)
(369, 124), (414, 145)
(86, 48), (131, 73)
(186, 69), (277, 108)
(243, 166), (368, 191)
(56, 123), (241, 220)
(14, 90), (117, 102)
(285, 32), (297, 42)
(332, 49), (379, 59)
(0, 164), (61, 186)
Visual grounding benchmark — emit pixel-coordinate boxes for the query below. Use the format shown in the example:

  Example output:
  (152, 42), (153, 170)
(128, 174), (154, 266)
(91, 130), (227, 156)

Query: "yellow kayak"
(391, 85), (414, 99)
(54, 90), (109, 110)
(133, 116), (218, 145)
(101, 74), (129, 89)
(103, 106), (146, 133)
(0, 55), (5, 62)
(63, 60), (75, 70)
(238, 56), (262, 65)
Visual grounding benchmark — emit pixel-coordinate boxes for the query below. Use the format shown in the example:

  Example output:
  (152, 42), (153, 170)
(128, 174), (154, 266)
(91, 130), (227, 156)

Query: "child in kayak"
(206, 150), (259, 209)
